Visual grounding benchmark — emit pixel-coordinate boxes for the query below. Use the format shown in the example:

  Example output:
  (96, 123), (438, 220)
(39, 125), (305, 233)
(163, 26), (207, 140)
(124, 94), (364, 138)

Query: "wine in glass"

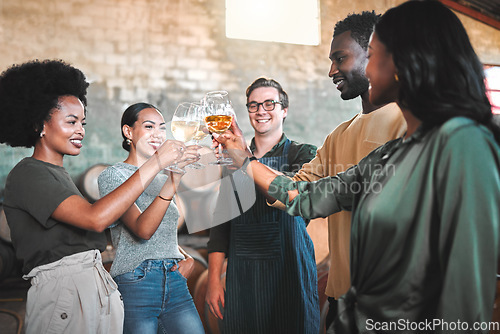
(165, 102), (200, 174)
(186, 102), (208, 169)
(203, 91), (235, 165)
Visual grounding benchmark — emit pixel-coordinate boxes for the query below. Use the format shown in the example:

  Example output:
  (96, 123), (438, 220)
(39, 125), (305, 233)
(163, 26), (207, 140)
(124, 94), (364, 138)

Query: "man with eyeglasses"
(206, 77), (320, 333)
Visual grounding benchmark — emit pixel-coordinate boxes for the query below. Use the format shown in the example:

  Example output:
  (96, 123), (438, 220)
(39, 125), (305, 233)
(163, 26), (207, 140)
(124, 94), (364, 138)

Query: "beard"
(341, 73), (369, 101)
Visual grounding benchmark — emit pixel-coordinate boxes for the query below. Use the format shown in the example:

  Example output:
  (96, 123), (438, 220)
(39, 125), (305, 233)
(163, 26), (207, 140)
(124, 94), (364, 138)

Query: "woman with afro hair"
(0, 59), (198, 334)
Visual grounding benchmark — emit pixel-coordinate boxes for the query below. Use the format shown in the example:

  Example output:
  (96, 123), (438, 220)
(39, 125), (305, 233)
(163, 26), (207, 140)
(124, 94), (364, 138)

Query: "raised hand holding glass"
(203, 91), (235, 165)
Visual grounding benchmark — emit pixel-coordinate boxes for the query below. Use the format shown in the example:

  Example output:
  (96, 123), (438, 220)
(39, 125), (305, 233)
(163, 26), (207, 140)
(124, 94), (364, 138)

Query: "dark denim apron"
(222, 139), (320, 334)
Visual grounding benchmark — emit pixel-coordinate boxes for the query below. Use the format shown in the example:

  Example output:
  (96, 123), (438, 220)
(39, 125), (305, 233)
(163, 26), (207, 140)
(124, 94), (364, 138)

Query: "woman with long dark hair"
(98, 102), (204, 334)
(214, 1), (500, 332)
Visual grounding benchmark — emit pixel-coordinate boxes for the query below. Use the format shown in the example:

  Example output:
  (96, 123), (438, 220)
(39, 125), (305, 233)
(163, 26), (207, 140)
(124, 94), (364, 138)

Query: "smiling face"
(123, 107), (166, 164)
(39, 95), (86, 162)
(247, 86), (287, 137)
(365, 32), (399, 106)
(329, 30), (370, 100)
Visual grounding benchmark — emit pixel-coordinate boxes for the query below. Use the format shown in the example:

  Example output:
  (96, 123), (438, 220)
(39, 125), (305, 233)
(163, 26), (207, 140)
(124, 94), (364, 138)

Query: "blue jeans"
(114, 259), (204, 334)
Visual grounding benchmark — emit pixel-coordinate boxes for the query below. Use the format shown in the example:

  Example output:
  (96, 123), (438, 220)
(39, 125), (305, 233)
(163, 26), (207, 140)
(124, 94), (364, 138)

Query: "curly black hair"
(0, 59), (89, 148)
(333, 11), (380, 51)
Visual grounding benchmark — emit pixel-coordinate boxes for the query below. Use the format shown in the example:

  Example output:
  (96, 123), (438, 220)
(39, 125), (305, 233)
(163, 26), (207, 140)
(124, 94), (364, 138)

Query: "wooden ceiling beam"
(439, 0), (500, 30)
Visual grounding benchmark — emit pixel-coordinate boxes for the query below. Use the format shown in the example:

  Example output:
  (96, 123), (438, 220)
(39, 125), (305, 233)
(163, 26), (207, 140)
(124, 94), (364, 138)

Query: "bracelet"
(158, 195), (173, 201)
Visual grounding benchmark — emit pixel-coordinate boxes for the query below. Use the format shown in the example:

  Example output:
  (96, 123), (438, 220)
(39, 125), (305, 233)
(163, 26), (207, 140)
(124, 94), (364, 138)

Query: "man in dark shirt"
(205, 77), (319, 334)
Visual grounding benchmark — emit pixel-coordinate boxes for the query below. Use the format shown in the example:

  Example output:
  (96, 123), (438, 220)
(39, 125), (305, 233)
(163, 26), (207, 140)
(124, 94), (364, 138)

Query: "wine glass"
(203, 91), (235, 165)
(186, 102), (208, 169)
(165, 102), (200, 174)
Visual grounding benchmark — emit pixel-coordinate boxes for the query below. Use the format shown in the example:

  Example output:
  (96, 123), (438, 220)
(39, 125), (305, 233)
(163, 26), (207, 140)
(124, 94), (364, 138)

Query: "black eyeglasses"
(246, 100), (282, 113)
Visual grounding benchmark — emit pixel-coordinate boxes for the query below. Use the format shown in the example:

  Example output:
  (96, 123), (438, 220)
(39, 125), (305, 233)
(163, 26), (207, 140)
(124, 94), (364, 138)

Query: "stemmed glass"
(186, 102), (208, 169)
(203, 91), (235, 165)
(165, 102), (200, 174)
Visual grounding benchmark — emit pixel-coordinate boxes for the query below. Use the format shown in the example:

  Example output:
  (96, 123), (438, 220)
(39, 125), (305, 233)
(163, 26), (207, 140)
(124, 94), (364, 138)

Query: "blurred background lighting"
(226, 0), (320, 46)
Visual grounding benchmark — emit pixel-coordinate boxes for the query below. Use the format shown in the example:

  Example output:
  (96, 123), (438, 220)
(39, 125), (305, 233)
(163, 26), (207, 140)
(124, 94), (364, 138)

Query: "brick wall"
(0, 0), (499, 191)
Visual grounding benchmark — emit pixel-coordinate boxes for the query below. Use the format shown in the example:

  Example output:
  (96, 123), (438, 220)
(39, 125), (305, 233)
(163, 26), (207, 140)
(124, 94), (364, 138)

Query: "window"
(225, 0), (320, 46)
(485, 65), (500, 114)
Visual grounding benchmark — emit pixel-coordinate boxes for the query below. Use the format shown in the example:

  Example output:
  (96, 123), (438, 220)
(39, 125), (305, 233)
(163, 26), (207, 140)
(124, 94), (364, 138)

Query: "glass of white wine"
(203, 91), (235, 165)
(166, 102), (200, 174)
(186, 102), (208, 169)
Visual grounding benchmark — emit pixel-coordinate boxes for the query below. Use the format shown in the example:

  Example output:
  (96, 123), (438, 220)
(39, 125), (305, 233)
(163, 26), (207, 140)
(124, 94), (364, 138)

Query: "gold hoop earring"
(394, 73), (399, 82)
